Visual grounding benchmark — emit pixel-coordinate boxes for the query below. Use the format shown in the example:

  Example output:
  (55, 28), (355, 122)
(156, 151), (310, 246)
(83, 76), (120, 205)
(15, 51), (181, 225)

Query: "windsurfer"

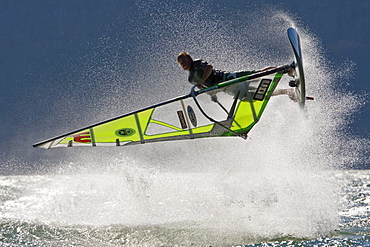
(176, 52), (275, 102)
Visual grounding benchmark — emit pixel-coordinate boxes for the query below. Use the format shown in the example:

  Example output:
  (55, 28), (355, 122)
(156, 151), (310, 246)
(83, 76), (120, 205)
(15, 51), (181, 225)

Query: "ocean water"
(2, 1), (369, 246)
(1, 168), (370, 246)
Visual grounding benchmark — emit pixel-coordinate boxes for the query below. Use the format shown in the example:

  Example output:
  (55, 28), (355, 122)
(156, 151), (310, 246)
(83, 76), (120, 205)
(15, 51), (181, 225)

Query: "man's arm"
(198, 64), (213, 88)
(201, 64), (219, 102)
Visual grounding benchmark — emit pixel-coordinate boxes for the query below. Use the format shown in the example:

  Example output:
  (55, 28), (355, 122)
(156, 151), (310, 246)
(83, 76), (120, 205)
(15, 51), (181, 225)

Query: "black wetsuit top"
(188, 60), (224, 88)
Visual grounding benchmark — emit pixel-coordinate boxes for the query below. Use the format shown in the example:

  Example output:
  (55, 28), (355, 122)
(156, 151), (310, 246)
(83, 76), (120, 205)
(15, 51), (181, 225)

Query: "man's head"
(177, 52), (193, 71)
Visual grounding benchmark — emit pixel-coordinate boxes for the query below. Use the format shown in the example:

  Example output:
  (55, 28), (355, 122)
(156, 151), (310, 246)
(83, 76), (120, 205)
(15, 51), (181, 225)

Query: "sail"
(33, 65), (290, 149)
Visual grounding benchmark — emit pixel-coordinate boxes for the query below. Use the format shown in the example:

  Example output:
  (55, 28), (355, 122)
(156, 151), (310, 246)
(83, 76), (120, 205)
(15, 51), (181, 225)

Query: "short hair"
(177, 52), (192, 62)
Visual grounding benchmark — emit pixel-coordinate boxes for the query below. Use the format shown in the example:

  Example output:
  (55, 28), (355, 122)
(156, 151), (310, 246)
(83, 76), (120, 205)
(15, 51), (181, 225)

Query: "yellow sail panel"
(71, 131), (91, 143)
(144, 123), (214, 140)
(38, 109), (154, 148)
(58, 130), (91, 145)
(252, 100), (265, 118)
(93, 110), (151, 144)
(228, 73), (283, 134)
(68, 109), (155, 146)
(253, 73), (283, 120)
(190, 124), (214, 133)
(230, 100), (255, 132)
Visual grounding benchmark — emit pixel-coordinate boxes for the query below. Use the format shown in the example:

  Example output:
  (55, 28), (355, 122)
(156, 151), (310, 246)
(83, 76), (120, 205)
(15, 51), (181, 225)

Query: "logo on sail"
(115, 128), (136, 137)
(254, 79), (272, 101)
(187, 105), (197, 127)
(72, 131), (91, 143)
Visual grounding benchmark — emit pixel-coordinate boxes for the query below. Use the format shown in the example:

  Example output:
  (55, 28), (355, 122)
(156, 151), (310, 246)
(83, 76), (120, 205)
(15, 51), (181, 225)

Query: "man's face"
(178, 56), (192, 71)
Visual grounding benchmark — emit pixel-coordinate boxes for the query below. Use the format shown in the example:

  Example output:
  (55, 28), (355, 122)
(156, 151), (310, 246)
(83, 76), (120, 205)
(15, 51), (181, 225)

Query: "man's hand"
(211, 95), (218, 102)
(197, 83), (205, 89)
